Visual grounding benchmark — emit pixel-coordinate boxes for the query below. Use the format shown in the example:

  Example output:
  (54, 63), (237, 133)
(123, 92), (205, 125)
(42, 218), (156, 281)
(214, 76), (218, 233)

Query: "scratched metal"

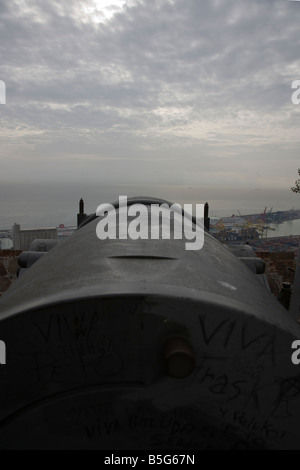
(0, 205), (299, 449)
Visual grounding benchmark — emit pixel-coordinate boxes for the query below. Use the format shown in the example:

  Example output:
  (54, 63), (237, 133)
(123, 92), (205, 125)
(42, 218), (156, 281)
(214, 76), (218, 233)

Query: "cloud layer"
(1, 0), (300, 193)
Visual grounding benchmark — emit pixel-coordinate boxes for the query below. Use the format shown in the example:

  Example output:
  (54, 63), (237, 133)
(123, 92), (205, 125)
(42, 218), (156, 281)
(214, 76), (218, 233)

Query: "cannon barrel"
(0, 197), (300, 450)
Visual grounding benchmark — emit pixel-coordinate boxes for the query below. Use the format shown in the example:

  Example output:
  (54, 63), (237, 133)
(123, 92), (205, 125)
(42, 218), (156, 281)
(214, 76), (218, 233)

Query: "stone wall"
(0, 250), (22, 297)
(256, 251), (296, 296)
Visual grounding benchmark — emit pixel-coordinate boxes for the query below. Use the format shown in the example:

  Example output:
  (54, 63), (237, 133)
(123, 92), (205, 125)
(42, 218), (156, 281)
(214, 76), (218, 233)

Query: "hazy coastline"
(0, 182), (299, 235)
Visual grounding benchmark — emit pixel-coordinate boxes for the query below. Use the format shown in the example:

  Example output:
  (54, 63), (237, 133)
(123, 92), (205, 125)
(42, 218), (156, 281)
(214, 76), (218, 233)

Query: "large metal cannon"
(0, 197), (299, 450)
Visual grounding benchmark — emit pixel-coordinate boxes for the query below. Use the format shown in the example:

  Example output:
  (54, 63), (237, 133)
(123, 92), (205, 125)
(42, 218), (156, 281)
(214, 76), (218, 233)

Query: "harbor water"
(267, 219), (300, 238)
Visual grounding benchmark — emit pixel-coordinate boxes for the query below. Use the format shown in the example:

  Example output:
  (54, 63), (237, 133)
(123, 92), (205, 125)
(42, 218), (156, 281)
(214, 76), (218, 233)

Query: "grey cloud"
(0, 0), (300, 195)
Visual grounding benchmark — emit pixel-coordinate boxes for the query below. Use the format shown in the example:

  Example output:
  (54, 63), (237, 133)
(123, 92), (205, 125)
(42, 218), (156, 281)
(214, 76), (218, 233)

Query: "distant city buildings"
(0, 233), (13, 250)
(210, 216), (261, 242)
(12, 223), (57, 251)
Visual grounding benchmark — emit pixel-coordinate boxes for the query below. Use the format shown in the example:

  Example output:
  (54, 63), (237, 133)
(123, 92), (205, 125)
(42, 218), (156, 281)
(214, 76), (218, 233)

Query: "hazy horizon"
(1, 0), (300, 229)
(0, 181), (299, 229)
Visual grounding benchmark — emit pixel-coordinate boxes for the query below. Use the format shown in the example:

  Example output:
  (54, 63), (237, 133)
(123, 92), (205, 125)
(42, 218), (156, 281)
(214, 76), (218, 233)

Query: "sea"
(266, 219), (300, 238)
(0, 181), (300, 237)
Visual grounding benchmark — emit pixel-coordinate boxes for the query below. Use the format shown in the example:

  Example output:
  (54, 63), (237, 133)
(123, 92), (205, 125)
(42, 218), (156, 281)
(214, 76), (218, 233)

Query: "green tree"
(291, 169), (300, 193)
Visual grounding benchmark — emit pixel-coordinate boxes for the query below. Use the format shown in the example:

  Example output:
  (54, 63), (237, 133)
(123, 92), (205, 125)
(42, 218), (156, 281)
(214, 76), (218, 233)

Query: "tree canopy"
(291, 169), (300, 193)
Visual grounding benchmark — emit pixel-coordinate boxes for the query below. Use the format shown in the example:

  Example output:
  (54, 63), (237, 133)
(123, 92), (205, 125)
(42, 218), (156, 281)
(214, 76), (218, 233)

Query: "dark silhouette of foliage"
(291, 169), (300, 193)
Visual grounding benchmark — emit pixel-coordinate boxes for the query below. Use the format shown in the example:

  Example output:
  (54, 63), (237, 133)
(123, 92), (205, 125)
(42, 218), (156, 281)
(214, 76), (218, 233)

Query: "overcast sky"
(1, 0), (300, 221)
